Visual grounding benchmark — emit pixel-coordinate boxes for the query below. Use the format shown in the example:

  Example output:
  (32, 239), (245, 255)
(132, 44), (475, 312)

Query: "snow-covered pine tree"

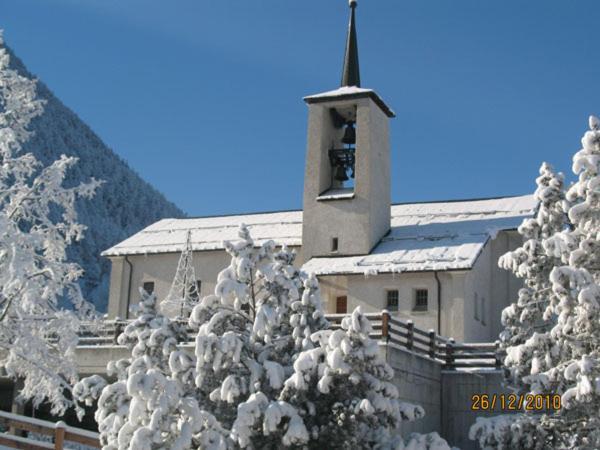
(471, 116), (600, 449)
(282, 307), (451, 450)
(162, 230), (201, 318)
(498, 162), (567, 391)
(189, 224), (317, 448)
(74, 288), (204, 449)
(0, 31), (100, 415)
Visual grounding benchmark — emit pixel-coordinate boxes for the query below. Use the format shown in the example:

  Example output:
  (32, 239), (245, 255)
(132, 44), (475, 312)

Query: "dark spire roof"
(341, 0), (360, 87)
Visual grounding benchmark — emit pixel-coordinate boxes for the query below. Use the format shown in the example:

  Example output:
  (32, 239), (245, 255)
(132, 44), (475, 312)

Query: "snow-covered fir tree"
(470, 116), (600, 449)
(162, 230), (201, 318)
(282, 307), (450, 450)
(189, 224), (314, 448)
(74, 288), (199, 449)
(498, 162), (567, 390)
(0, 30), (100, 415)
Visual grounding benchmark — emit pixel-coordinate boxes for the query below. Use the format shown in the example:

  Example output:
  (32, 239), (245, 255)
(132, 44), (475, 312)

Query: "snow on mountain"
(7, 48), (184, 312)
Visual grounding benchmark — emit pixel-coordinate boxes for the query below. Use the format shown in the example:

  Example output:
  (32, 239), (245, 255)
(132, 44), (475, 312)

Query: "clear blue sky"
(3, 0), (599, 216)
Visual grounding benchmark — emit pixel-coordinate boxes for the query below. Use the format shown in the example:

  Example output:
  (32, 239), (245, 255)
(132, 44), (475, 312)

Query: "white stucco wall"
(105, 230), (524, 342)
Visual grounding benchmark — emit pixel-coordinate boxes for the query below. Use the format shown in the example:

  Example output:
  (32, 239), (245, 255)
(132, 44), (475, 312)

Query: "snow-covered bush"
(0, 31), (100, 415)
(471, 116), (600, 449)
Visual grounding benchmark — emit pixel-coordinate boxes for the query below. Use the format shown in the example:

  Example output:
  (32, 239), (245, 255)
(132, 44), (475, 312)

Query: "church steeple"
(301, 0), (393, 260)
(341, 0), (360, 87)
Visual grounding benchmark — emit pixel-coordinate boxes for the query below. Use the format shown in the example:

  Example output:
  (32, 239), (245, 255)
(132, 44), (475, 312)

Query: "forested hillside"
(8, 48), (184, 311)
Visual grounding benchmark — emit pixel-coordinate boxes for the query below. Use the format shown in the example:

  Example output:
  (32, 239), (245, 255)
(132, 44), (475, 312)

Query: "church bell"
(334, 165), (349, 182)
(342, 121), (356, 145)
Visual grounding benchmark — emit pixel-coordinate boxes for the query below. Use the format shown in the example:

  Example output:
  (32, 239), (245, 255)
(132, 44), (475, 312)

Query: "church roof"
(102, 194), (535, 274)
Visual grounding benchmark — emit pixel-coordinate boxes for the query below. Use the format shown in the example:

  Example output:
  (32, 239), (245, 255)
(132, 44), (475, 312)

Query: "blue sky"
(3, 0), (600, 216)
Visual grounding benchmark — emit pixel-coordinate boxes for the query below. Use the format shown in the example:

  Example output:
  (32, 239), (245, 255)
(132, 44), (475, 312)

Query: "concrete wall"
(441, 370), (512, 450)
(380, 345), (442, 436)
(381, 344), (512, 450)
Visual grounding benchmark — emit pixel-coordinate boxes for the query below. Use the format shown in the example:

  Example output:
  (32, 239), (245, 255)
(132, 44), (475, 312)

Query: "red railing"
(78, 311), (502, 370)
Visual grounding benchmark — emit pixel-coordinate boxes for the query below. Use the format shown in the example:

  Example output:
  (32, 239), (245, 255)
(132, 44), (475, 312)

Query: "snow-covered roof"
(303, 86), (395, 118)
(303, 195), (535, 275)
(102, 195), (535, 274)
(101, 210), (304, 257)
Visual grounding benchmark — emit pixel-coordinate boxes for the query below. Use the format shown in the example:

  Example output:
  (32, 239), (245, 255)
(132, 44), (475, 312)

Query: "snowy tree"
(189, 224), (315, 448)
(162, 230), (201, 318)
(0, 31), (100, 415)
(470, 116), (600, 449)
(74, 288), (204, 449)
(498, 162), (567, 391)
(282, 307), (451, 450)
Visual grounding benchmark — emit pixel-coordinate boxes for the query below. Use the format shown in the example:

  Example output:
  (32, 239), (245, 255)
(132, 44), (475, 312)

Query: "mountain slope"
(8, 47), (185, 312)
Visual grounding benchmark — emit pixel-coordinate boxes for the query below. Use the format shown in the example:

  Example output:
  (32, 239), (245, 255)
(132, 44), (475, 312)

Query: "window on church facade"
(414, 289), (428, 312)
(143, 281), (155, 295)
(386, 290), (399, 312)
(331, 237), (339, 252)
(474, 293), (479, 321)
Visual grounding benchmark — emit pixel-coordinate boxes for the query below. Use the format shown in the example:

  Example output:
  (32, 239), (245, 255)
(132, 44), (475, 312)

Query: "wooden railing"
(79, 311), (503, 370)
(0, 410), (100, 449)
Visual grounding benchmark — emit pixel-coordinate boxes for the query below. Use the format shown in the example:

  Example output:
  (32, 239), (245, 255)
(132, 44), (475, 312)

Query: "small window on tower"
(386, 290), (399, 312)
(143, 281), (155, 295)
(331, 237), (339, 252)
(414, 289), (428, 312)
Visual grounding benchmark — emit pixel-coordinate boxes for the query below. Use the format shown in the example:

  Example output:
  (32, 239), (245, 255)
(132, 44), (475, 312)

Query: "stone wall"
(382, 343), (511, 450)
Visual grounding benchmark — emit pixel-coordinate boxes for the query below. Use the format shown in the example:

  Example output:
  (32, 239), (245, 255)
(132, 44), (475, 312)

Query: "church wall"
(347, 272), (440, 331)
(106, 246), (304, 319)
(464, 242), (493, 342)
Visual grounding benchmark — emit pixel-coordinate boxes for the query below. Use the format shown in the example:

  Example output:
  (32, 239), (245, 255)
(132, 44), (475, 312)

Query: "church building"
(102, 1), (535, 343)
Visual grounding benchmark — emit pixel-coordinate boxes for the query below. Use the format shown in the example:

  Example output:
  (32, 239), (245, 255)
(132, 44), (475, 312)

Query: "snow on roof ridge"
(102, 194), (534, 258)
(152, 193), (533, 223)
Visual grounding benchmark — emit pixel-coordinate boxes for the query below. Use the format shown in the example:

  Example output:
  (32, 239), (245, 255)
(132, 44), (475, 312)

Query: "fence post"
(445, 338), (455, 369)
(381, 310), (390, 342)
(406, 320), (414, 350)
(495, 340), (502, 369)
(428, 329), (436, 359)
(114, 320), (124, 345)
(55, 421), (66, 450)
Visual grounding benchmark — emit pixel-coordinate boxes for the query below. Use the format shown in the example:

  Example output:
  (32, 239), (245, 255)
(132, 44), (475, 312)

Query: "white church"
(102, 2), (535, 343)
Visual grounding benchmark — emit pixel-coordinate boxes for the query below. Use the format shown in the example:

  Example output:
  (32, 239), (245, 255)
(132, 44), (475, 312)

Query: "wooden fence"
(79, 311), (502, 370)
(0, 410), (100, 449)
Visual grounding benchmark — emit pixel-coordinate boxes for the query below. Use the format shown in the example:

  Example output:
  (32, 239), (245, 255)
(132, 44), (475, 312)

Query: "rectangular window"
(474, 293), (479, 321)
(414, 289), (428, 312)
(336, 296), (347, 314)
(331, 237), (339, 252)
(386, 290), (399, 312)
(143, 281), (155, 295)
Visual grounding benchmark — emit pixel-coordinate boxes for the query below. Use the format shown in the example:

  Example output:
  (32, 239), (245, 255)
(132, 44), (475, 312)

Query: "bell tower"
(302, 0), (394, 260)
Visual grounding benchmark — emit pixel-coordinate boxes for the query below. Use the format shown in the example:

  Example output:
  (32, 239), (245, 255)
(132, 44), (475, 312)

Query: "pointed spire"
(341, 0), (360, 87)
